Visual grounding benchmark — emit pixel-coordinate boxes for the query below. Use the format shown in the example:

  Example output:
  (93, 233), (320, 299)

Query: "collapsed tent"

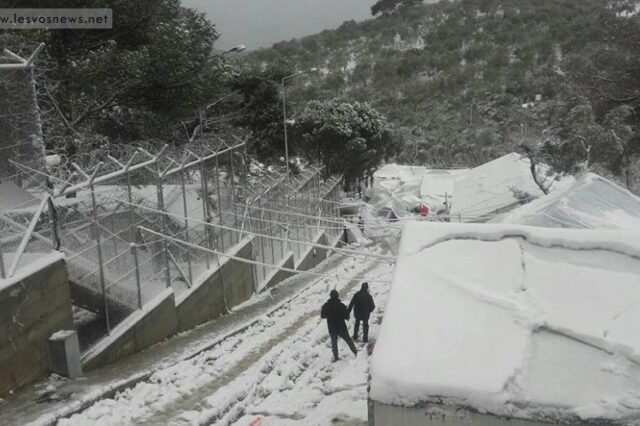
(450, 153), (548, 221)
(368, 164), (467, 219)
(370, 222), (640, 425)
(500, 173), (640, 230)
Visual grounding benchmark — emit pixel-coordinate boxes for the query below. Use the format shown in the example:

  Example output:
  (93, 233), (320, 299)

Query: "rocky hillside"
(249, 0), (640, 171)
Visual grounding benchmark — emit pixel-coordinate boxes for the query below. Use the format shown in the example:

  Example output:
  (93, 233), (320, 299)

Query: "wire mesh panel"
(3, 125), (344, 348)
(0, 55), (52, 278)
(0, 66), (46, 191)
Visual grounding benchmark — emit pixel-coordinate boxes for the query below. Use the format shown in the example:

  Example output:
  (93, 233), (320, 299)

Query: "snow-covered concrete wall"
(45, 232), (343, 372)
(82, 289), (178, 370)
(371, 401), (556, 426)
(0, 256), (73, 397)
(261, 251), (295, 291)
(297, 232), (329, 272)
(176, 238), (257, 333)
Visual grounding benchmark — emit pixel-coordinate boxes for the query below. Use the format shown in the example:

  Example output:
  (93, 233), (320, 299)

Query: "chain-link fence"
(0, 47), (53, 280)
(6, 137), (342, 349)
(1, 44), (344, 352)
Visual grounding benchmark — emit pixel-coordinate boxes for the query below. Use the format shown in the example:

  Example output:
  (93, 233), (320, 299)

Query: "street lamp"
(282, 67), (318, 180)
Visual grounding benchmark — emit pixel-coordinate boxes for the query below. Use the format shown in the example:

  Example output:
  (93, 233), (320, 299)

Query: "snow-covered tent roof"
(500, 173), (640, 230)
(373, 164), (425, 182)
(450, 153), (545, 220)
(419, 169), (468, 204)
(371, 222), (640, 424)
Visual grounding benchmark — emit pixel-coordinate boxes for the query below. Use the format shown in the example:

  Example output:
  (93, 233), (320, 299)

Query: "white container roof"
(370, 222), (640, 424)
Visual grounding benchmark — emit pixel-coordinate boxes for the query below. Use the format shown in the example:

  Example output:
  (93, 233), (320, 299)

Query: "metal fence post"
(257, 199), (268, 280)
(156, 165), (171, 289)
(47, 197), (60, 250)
(228, 149), (239, 244)
(110, 214), (118, 263)
(90, 182), (110, 333)
(126, 169), (136, 242)
(180, 169), (193, 283)
(199, 159), (211, 269)
(132, 243), (142, 309)
(0, 245), (5, 279)
(214, 154), (224, 250)
(266, 205), (276, 267)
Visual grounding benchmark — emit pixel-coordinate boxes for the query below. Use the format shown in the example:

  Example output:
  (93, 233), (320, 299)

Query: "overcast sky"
(182, 0), (376, 50)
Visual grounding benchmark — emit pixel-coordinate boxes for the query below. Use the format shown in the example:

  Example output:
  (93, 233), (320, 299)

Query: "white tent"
(369, 164), (467, 218)
(370, 222), (640, 425)
(500, 173), (640, 230)
(450, 153), (546, 221)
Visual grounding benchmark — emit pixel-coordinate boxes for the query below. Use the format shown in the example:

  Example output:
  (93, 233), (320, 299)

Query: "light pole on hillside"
(282, 68), (318, 180)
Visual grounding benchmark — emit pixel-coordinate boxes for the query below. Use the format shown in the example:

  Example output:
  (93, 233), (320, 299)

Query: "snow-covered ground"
(56, 244), (394, 426)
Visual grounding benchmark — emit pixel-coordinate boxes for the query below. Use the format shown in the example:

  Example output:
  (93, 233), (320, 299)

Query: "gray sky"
(182, 0), (376, 50)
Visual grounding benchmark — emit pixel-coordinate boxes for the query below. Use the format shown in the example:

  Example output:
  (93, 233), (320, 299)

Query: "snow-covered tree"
(294, 100), (397, 189)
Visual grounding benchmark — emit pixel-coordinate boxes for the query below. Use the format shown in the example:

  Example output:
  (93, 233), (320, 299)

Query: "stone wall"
(0, 257), (73, 397)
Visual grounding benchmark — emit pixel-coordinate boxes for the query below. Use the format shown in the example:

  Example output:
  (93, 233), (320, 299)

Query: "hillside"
(248, 0), (640, 171)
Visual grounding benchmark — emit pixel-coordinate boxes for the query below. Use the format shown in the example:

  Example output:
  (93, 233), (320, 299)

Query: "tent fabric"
(370, 164), (467, 218)
(450, 153), (546, 220)
(501, 173), (640, 230)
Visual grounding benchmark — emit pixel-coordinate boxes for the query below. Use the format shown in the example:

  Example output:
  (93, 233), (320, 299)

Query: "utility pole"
(281, 68), (318, 180)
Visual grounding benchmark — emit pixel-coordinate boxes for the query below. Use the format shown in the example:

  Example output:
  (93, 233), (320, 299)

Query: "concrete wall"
(370, 401), (558, 426)
(83, 289), (177, 370)
(3, 230), (342, 377)
(297, 232), (329, 272)
(222, 239), (256, 308)
(0, 258), (74, 397)
(261, 251), (295, 291)
(176, 238), (256, 333)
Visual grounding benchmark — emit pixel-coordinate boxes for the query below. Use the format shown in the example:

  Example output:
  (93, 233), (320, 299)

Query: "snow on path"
(180, 261), (392, 426)
(59, 247), (394, 426)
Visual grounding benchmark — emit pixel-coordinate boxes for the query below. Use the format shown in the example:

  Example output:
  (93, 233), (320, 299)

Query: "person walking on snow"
(348, 282), (375, 342)
(321, 290), (357, 361)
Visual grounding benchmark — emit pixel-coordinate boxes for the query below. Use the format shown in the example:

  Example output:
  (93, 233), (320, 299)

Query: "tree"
(2, 0), (222, 152)
(294, 100), (397, 189)
(541, 103), (634, 180)
(228, 65), (292, 161)
(371, 0), (423, 16)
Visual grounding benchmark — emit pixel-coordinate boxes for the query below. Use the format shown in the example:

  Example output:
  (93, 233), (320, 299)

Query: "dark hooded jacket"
(348, 284), (375, 320)
(321, 292), (349, 335)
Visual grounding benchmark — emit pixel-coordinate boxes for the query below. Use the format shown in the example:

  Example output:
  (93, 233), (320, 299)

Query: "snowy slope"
(500, 173), (640, 230)
(370, 222), (640, 424)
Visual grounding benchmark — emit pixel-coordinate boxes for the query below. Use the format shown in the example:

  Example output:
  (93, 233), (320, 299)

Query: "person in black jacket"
(348, 282), (375, 342)
(321, 290), (357, 361)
